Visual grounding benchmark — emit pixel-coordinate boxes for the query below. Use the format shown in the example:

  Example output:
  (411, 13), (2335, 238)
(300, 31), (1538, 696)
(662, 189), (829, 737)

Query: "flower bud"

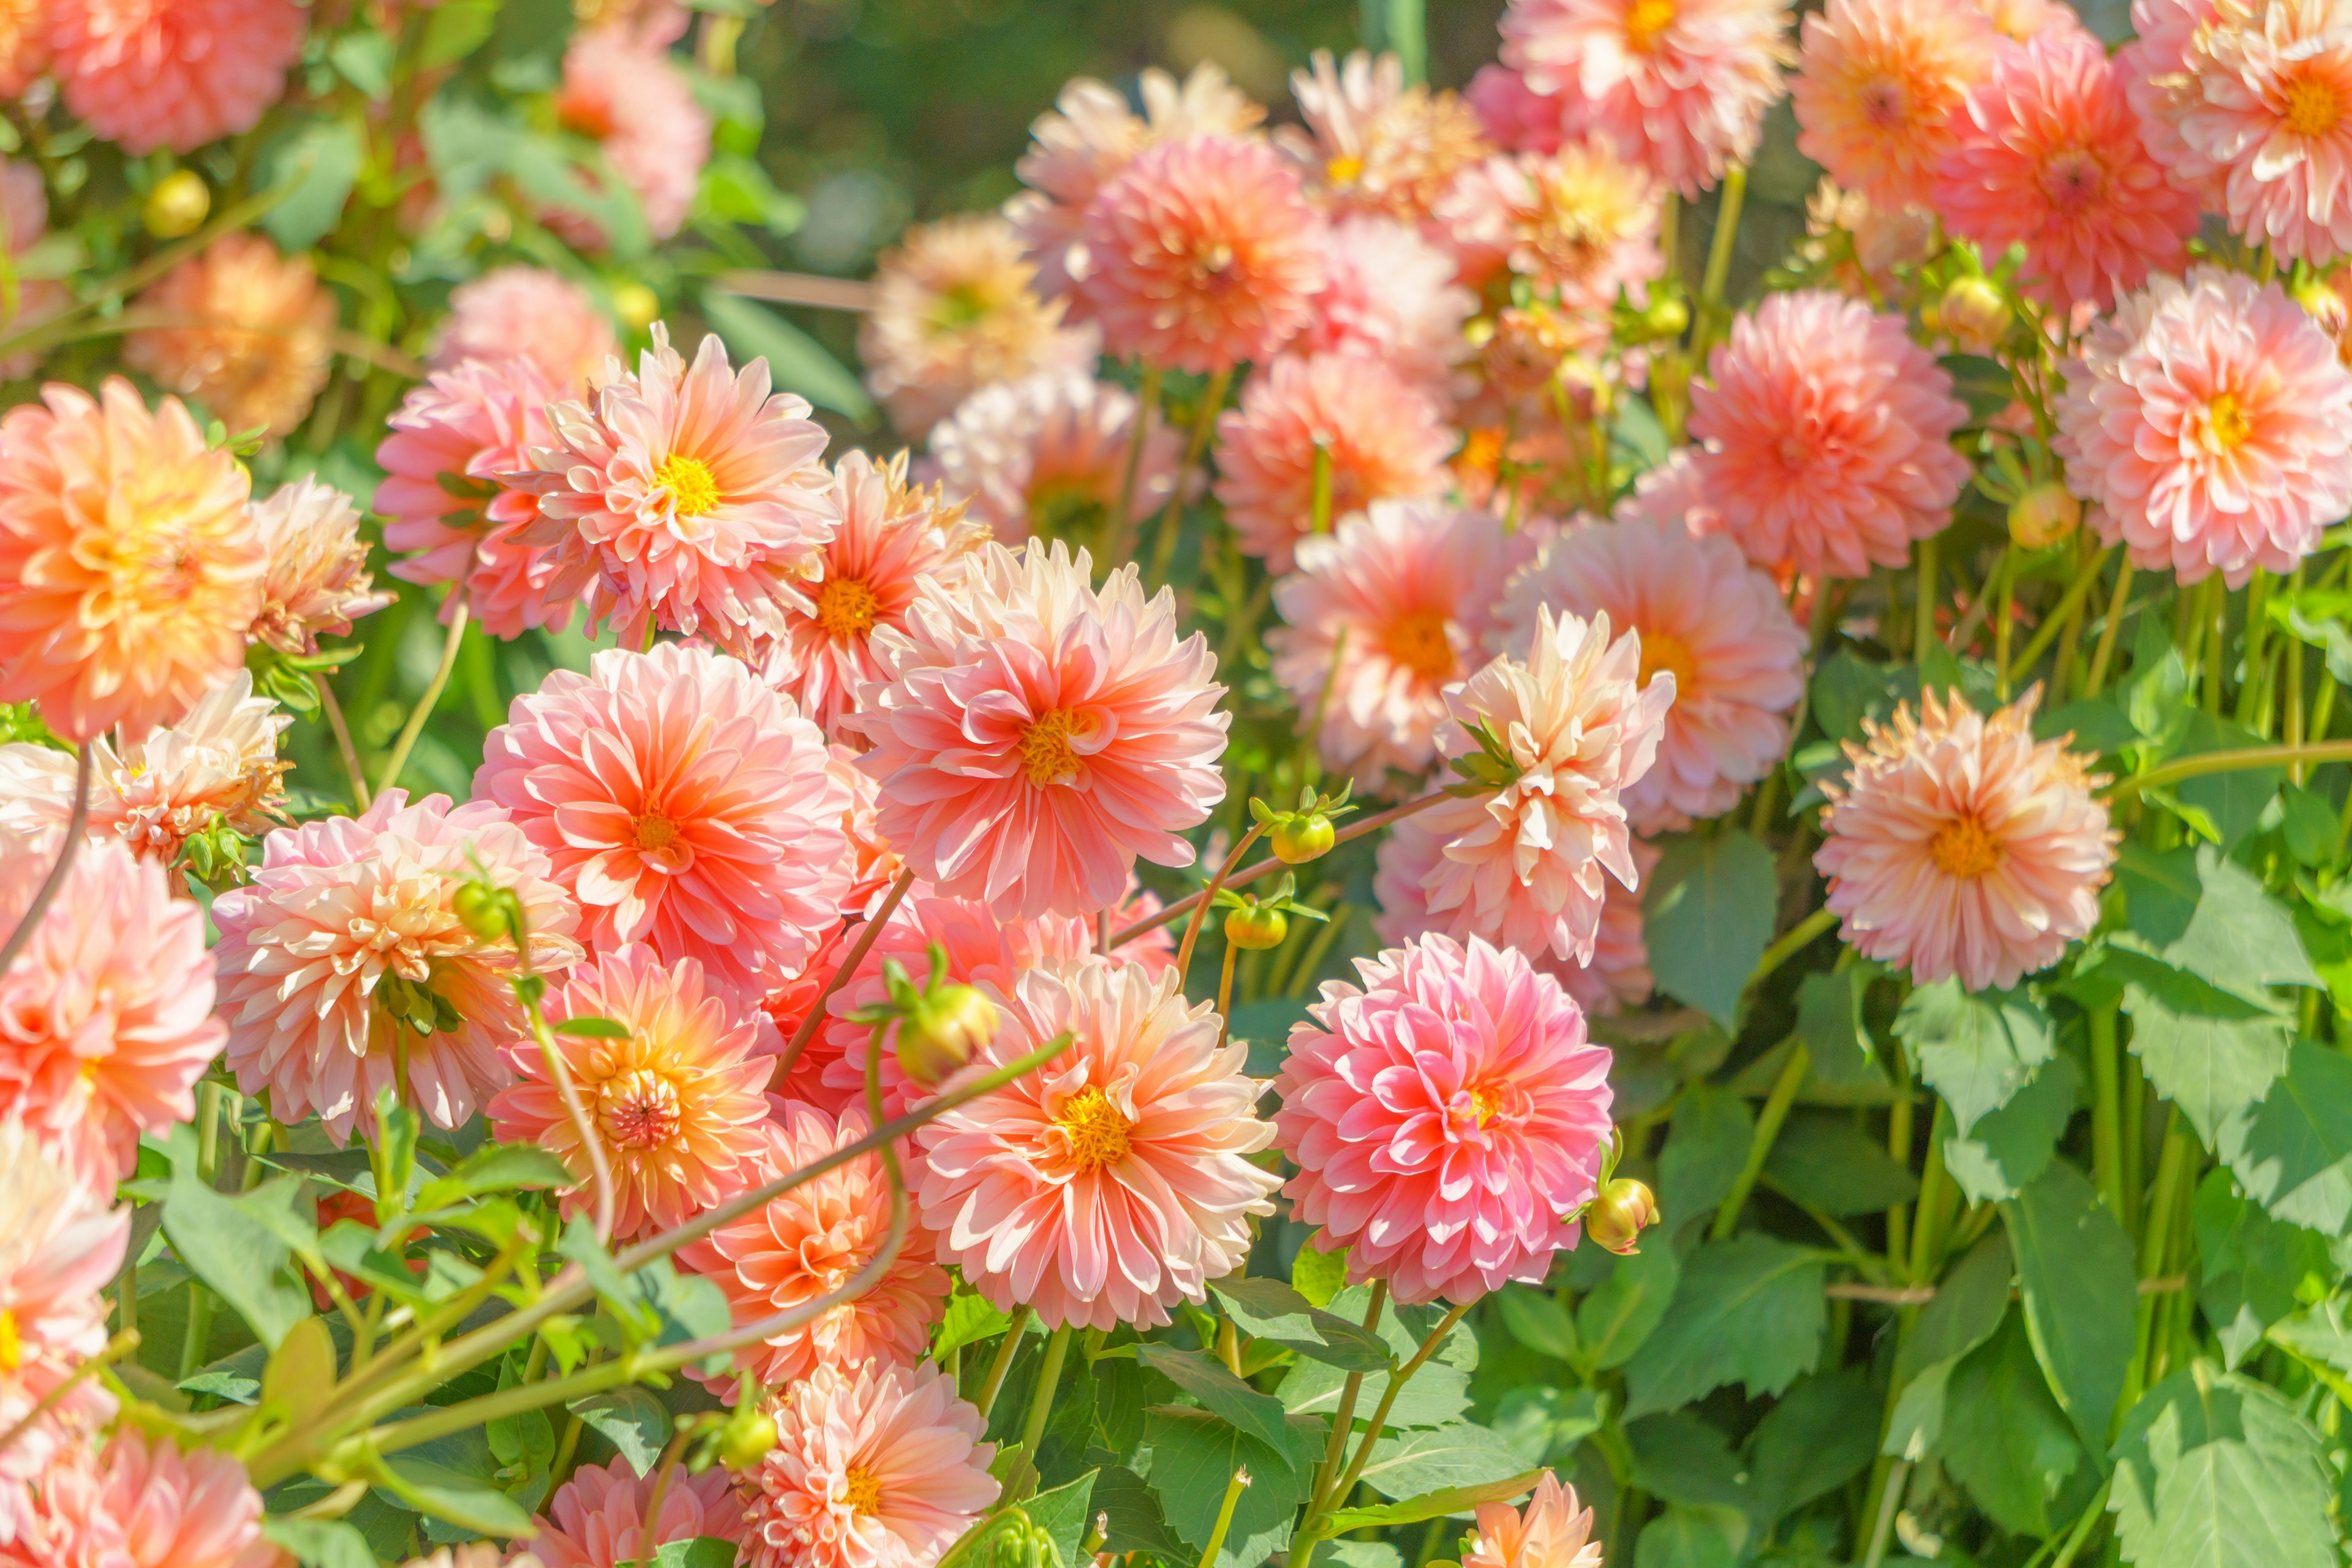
(715, 1406), (778, 1469)
(144, 170), (211, 239)
(452, 881), (510, 941)
(897, 982), (996, 1088)
(1268, 813), (1336, 864)
(1635, 293), (1690, 342)
(1224, 903), (1289, 951)
(2008, 481), (2081, 550)
(1937, 275), (2010, 354)
(612, 282), (661, 334)
(1583, 1177), (1659, 1255)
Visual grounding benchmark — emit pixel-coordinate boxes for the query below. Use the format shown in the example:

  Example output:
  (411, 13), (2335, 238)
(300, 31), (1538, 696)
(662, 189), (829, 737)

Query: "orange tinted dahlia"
(1793, 0), (1999, 208)
(124, 233), (334, 438)
(1464, 1474), (1605, 1568)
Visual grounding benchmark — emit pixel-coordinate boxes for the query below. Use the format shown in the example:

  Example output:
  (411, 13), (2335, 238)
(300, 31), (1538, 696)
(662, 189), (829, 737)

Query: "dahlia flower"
(48, 0), (304, 155)
(1274, 933), (1615, 1304)
(1213, 352), (1456, 571)
(827, 744), (905, 902)
(1276, 49), (1494, 221)
(2170, 0), (2352, 262)
(401, 1550), (522, 1568)
(0, 379), (261, 742)
(0, 1118), (128, 1373)
(925, 371), (1181, 546)
(2117, 0), (2226, 200)
(124, 233), (334, 438)
(516, 325), (840, 652)
(1466, 64), (1572, 153)
(3, 1430), (277, 1568)
(852, 541), (1227, 922)
(0, 0), (44, 97)
(1295, 216), (1477, 396)
(1464, 1474), (1605, 1568)
(1803, 178), (1940, 297)
(1434, 145), (1663, 313)
(1793, 0), (1999, 209)
(211, 790), (580, 1141)
(429, 265), (617, 394)
(1616, 447), (1727, 538)
(247, 477), (389, 655)
(914, 959), (1281, 1330)
(1688, 289), (1970, 579)
(1817, 687), (2116, 990)
(527, 1458), (747, 1568)
(1930, 29), (2201, 311)
(551, 18), (711, 244)
(743, 1360), (998, 1568)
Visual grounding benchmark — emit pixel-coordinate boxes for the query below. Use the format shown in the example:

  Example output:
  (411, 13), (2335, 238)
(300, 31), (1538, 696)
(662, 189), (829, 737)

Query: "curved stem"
(1175, 824), (1264, 982)
(373, 600), (470, 799)
(0, 742), (90, 980)
(1105, 367), (1163, 564)
(1749, 907), (1836, 992)
(2082, 560), (2136, 699)
(1312, 1300), (1471, 1531)
(2108, 739), (2352, 799)
(314, 674), (370, 811)
(974, 1306), (1032, 1420)
(1711, 1042), (1810, 1240)
(523, 989), (616, 1245)
(1196, 1468), (1252, 1568)
(1308, 1282), (1386, 1511)
(2011, 546), (2119, 679)
(775, 867), (918, 1085)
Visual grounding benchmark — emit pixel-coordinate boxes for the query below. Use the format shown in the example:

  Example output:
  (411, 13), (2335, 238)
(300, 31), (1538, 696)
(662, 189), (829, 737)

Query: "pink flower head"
(1295, 216), (1477, 396)
(1930, 29), (2202, 311)
(430, 265), (619, 395)
(247, 477), (390, 657)
(1433, 145), (1664, 312)
(853, 540), (1228, 922)
(0, 2), (45, 100)
(529, 1458), (747, 1568)
(1618, 447), (1728, 538)
(48, 0), (304, 155)
(1817, 687), (2116, 991)
(2056, 266), (2352, 585)
(926, 371), (1182, 546)
(1464, 1473), (1604, 1568)
(743, 1360), (997, 1568)
(1276, 49), (1495, 221)
(477, 643), (849, 994)
(2173, 0), (2352, 262)
(1689, 289), (1970, 579)
(1074, 134), (1327, 374)
(1268, 501), (1536, 787)
(0, 1118), (129, 1372)
(1274, 933), (1614, 1305)
(2117, 0), (2227, 200)
(1213, 351), (1456, 572)
(1793, 0), (2000, 208)
(551, 18), (711, 244)
(7, 1427), (277, 1568)
(517, 324), (839, 653)
(915, 959), (1280, 1330)
(1500, 0), (1797, 195)
(679, 1100), (949, 1389)
(211, 790), (580, 1141)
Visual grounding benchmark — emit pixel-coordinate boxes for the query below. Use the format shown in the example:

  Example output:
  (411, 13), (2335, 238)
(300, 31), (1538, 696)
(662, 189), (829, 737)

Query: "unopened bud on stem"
(1583, 1177), (1660, 1255)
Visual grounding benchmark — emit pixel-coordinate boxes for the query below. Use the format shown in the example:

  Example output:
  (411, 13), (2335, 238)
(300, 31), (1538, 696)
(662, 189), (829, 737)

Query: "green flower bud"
(897, 982), (997, 1088)
(145, 171), (210, 239)
(453, 881), (510, 941)
(1223, 903), (1289, 951)
(1268, 812), (1336, 864)
(2008, 481), (2081, 550)
(1583, 1177), (1660, 1256)
(1937, 275), (2010, 354)
(715, 1405), (778, 1469)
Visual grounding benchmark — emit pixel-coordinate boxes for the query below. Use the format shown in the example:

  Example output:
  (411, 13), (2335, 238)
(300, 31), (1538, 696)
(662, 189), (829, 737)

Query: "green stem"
(372, 600), (470, 798)
(1315, 1302), (1472, 1522)
(1751, 908), (1836, 990)
(1149, 368), (1232, 581)
(2082, 560), (2136, 698)
(1308, 1283), (1387, 1517)
(1907, 1102), (1953, 1281)
(1860, 1458), (1909, 1568)
(2238, 573), (2272, 725)
(0, 742), (89, 979)
(1915, 533), (1942, 669)
(1310, 440), (1335, 535)
(974, 1306), (1031, 1420)
(1176, 824), (1264, 982)
(1106, 367), (1163, 564)
(2110, 739), (2352, 799)
(2048, 1476), (2114, 1568)
(1713, 1043), (1809, 1240)
(314, 674), (371, 811)
(1020, 1324), (1074, 1457)
(2202, 576), (2227, 714)
(1698, 166), (1747, 314)
(1196, 1466), (1253, 1568)
(2012, 545), (2118, 680)
(2089, 1000), (2125, 1222)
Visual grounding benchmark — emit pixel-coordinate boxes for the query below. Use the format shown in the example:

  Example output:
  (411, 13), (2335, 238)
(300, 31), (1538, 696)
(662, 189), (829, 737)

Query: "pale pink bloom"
(1817, 687), (2116, 990)
(1433, 145), (1663, 312)
(925, 371), (1180, 545)
(4, 1426), (278, 1568)
(2118, 0), (2227, 200)
(0, 1117), (127, 1370)
(1498, 513), (1806, 830)
(680, 1101), (949, 1390)
(1983, 0), (2097, 40)
(1930, 29), (2202, 311)
(1793, 0), (1999, 209)
(1500, 0), (1798, 195)
(2175, 0), (2352, 263)
(516, 325), (840, 652)
(1464, 1474), (1605, 1568)
(211, 790), (580, 1141)
(1276, 49), (1494, 221)
(1618, 447), (1728, 538)
(1295, 216), (1477, 396)
(853, 541), (1227, 922)
(529, 1458), (747, 1568)
(247, 477), (389, 655)
(430, 265), (618, 394)
(1213, 352), (1455, 571)
(744, 1360), (997, 1568)
(477, 644), (849, 993)
(0, 1362), (108, 1552)
(123, 233), (334, 439)
(915, 959), (1280, 1330)
(551, 18), (710, 244)
(1275, 933), (1613, 1304)
(1074, 134), (1327, 374)
(1689, 290), (1970, 579)
(48, 0), (303, 155)
(2055, 267), (2352, 586)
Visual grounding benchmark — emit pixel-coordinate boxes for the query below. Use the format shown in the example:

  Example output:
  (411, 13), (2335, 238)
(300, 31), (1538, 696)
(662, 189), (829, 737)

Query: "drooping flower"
(1213, 352), (1456, 572)
(0, 379), (261, 742)
(924, 371), (1182, 546)
(1816, 687), (2117, 991)
(852, 541), (1227, 922)
(1268, 502), (1535, 787)
(550, 16), (712, 244)
(742, 1360), (998, 1568)
(1433, 144), (1663, 312)
(3, 1429), (278, 1568)
(515, 325), (840, 652)
(123, 233), (334, 438)
(1688, 289), (1970, 579)
(211, 790), (580, 1141)
(679, 1101), (950, 1390)
(1274, 933), (1614, 1305)
(1792, 0), (1999, 209)
(1463, 1474), (1605, 1568)
(914, 959), (1280, 1329)
(429, 265), (618, 394)
(47, 0), (304, 156)
(0, 1118), (129, 1373)
(2173, 0), (2352, 262)
(527, 1458), (747, 1568)
(1276, 49), (1494, 220)
(247, 477), (390, 655)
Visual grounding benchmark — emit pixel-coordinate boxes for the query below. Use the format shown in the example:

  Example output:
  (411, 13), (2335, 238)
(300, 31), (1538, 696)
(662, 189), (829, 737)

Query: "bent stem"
(1176, 824), (1265, 981)
(2109, 738), (2352, 799)
(0, 741), (91, 979)
(374, 600), (472, 799)
(1299, 1299), (1473, 1568)
(1711, 1041), (1810, 1239)
(314, 674), (371, 811)
(775, 866), (919, 1082)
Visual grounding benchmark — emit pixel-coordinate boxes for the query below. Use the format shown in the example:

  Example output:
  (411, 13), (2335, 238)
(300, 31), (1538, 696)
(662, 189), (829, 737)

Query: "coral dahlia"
(1276, 49), (1495, 221)
(429, 265), (618, 394)
(926, 371), (1182, 547)
(1434, 144), (1663, 313)
(526, 1458), (747, 1568)
(0, 1117), (128, 1370)
(1464, 1474), (1605, 1568)
(1793, 0), (2000, 209)
(1295, 216), (1477, 397)
(48, 0), (304, 155)
(124, 233), (334, 439)
(2176, 0), (2352, 263)
(4, 1428), (277, 1568)
(551, 17), (711, 245)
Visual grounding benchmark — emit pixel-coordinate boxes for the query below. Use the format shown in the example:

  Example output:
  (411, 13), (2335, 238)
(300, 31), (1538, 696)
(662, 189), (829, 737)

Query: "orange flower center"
(1638, 630), (1697, 694)
(635, 813), (680, 853)
(655, 452), (722, 517)
(1055, 1086), (1134, 1171)
(2285, 72), (2344, 138)
(1383, 608), (1458, 682)
(597, 1069), (682, 1150)
(2206, 391), (2252, 452)
(1020, 708), (1088, 787)
(1929, 815), (2003, 880)
(1625, 0), (1677, 53)
(844, 1468), (884, 1515)
(815, 575), (884, 638)
(1325, 153), (1366, 186)
(0, 1308), (19, 1373)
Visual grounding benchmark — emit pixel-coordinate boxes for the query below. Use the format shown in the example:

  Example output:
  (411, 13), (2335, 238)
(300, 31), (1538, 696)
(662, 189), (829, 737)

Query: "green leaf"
(2165, 713), (2284, 852)
(1634, 1504), (1747, 1568)
(1279, 1287), (1471, 1430)
(1765, 1111), (1920, 1216)
(1135, 1345), (1293, 1453)
(1939, 1311), (2091, 1537)
(1493, 1287), (1579, 1363)
(1141, 1406), (1323, 1568)
(257, 119), (364, 252)
(1354, 1423), (1531, 1499)
(699, 291), (875, 422)
(2217, 1036), (2352, 1235)
(1643, 831), (1776, 1025)
(2117, 843), (2203, 948)
(1490, 1386), (1604, 1466)
(2195, 1171), (2338, 1368)
(2137, 845), (2320, 994)
(1027, 1469), (1099, 1568)
(1324, 1468), (1543, 1532)
(263, 1519), (376, 1568)
(1792, 967), (1882, 1085)
(420, 0), (500, 67)
(1744, 1368), (1877, 1523)
(261, 1315), (339, 1426)
(1576, 1240), (1679, 1373)
(1893, 1231), (2015, 1392)
(567, 1387), (669, 1474)
(936, 1284), (1017, 1360)
(326, 31), (393, 97)
(1944, 1050), (2081, 1203)
(651, 1541), (742, 1568)
(414, 1142), (578, 1208)
(162, 1165), (312, 1349)
(1091, 1466), (1186, 1559)
(551, 1015), (633, 1039)
(377, 1454), (535, 1535)
(1656, 1084), (1752, 1241)
(2122, 616), (2192, 748)
(2097, 944), (2293, 1144)
(1291, 1242), (1349, 1308)
(1894, 979), (2054, 1136)
(2004, 1161), (2136, 1455)
(1211, 1278), (1390, 1371)
(1629, 1412), (1754, 1518)
(1325, 1544), (1404, 1568)
(1623, 1236), (1824, 1419)
(2109, 1366), (2340, 1568)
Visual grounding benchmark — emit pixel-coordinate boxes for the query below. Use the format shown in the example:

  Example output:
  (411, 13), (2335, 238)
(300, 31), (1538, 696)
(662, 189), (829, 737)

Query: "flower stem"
(373, 600), (471, 799)
(1106, 367), (1164, 563)
(1216, 944), (1240, 1049)
(2082, 560), (2136, 698)
(314, 674), (371, 810)
(1177, 824), (1265, 982)
(0, 741), (89, 979)
(775, 866), (918, 1083)
(1314, 1300), (1471, 1523)
(2011, 545), (2117, 680)
(1196, 1468), (1252, 1568)
(1150, 367), (1231, 581)
(2109, 739), (2352, 799)
(974, 1306), (1032, 1420)
(522, 988), (617, 1246)
(1020, 1324), (1074, 1457)
(1914, 533), (1941, 669)
(1711, 1042), (1809, 1240)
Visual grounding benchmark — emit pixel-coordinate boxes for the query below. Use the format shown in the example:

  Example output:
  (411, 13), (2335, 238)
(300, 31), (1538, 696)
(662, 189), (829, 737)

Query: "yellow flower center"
(1469, 1085), (1503, 1126)
(814, 575), (884, 639)
(1382, 608), (1458, 682)
(2207, 391), (2252, 451)
(1055, 1086), (1134, 1171)
(1625, 0), (1677, 53)
(1929, 815), (2003, 880)
(2285, 72), (2344, 138)
(634, 813), (680, 853)
(597, 1068), (682, 1151)
(844, 1468), (884, 1515)
(1638, 630), (1697, 694)
(1325, 153), (1366, 186)
(0, 1308), (19, 1373)
(655, 452), (722, 517)
(1019, 708), (1088, 788)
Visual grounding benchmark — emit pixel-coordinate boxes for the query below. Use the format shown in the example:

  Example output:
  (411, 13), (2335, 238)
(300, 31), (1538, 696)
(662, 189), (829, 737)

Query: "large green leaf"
(1576, 1241), (1679, 1372)
(2005, 1161), (2136, 1455)
(1324, 1468), (1542, 1532)
(2217, 1037), (2352, 1235)
(1656, 1084), (1753, 1242)
(1141, 1406), (1324, 1568)
(263, 1520), (375, 1568)
(2128, 846), (2319, 995)
(1634, 1504), (1747, 1568)
(1623, 1237), (1823, 1419)
(1893, 1231), (2014, 1394)
(1493, 1287), (1580, 1364)
(162, 1164), (313, 1350)
(2163, 714), (2283, 852)
(699, 290), (875, 422)
(2098, 946), (2292, 1143)
(1765, 1111), (1918, 1216)
(2194, 1170), (2338, 1369)
(567, 1387), (668, 1475)
(1136, 1346), (1292, 1453)
(1629, 1413), (1757, 1523)
(1490, 1385), (1604, 1467)
(1211, 1279), (1390, 1371)
(2109, 1367), (2339, 1568)
(1943, 1050), (2081, 1203)
(1355, 1423), (1530, 1499)
(1939, 1311), (2092, 1538)
(1743, 1367), (1877, 1524)
(1894, 979), (2054, 1136)
(1643, 830), (1776, 1025)
(1278, 1287), (1471, 1429)
(258, 118), (364, 251)
(1792, 966), (1882, 1085)
(2267, 1296), (2352, 1375)
(1028, 1469), (1099, 1568)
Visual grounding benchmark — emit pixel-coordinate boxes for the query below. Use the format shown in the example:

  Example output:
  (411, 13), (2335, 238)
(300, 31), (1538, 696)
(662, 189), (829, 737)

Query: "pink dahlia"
(211, 790), (579, 1140)
(0, 1117), (127, 1369)
(1464, 1474), (1604, 1568)
(1929, 29), (2201, 311)
(1274, 933), (1614, 1305)
(1793, 0), (1999, 209)
(2174, 0), (2352, 262)
(1074, 134), (1328, 374)
(1295, 216), (1476, 396)
(5, 1428), (277, 1568)
(743, 1360), (997, 1568)
(47, 0), (303, 156)
(247, 477), (389, 656)
(528, 1458), (747, 1568)
(551, 18), (711, 244)
(914, 959), (1280, 1330)
(925, 371), (1182, 546)
(0, 1), (45, 99)
(2117, 0), (2226, 200)
(1817, 687), (2116, 990)
(1433, 145), (1664, 313)
(1689, 289), (1970, 579)
(827, 745), (904, 905)
(476, 643), (849, 994)
(429, 265), (618, 394)
(1213, 351), (1456, 571)
(1275, 49), (1495, 221)
(1268, 502), (1535, 787)
(1499, 0), (1797, 195)
(852, 540), (1227, 922)
(679, 1100), (949, 1389)
(516, 324), (839, 653)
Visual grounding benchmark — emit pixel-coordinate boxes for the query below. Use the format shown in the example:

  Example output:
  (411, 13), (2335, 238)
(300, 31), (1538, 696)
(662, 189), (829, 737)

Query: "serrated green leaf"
(1577, 1240), (1679, 1373)
(1489, 1385), (1603, 1466)
(1291, 1242), (1349, 1308)
(1643, 831), (1776, 1025)
(2096, 945), (2292, 1143)
(650, 1540), (741, 1568)
(2196, 1170), (2338, 1368)
(1765, 1111), (1920, 1215)
(263, 1518), (376, 1568)
(162, 1166), (312, 1349)
(567, 1387), (669, 1475)
(1142, 1406), (1322, 1568)
(2005, 1161), (2136, 1455)
(1027, 1469), (1099, 1568)
(1744, 1367), (1876, 1524)
(257, 119), (364, 252)
(1136, 1345), (1292, 1453)
(2218, 1036), (2352, 1235)
(1279, 1287), (1471, 1429)
(1656, 1084), (1752, 1241)
(1895, 979), (2054, 1137)
(2167, 713), (2285, 851)
(1939, 1311), (2091, 1537)
(1355, 1423), (1530, 1499)
(376, 1453), (535, 1535)
(1944, 1050), (2081, 1203)
(1623, 1237), (1823, 1419)
(1212, 1278), (1389, 1371)
(1493, 1287), (1579, 1363)
(2109, 1366), (2339, 1568)
(1634, 1504), (1747, 1568)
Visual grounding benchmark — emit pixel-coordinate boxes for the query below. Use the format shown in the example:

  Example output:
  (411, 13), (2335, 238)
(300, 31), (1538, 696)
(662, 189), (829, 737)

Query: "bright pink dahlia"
(551, 17), (712, 246)
(477, 644), (848, 993)
(925, 371), (1183, 546)
(4, 1428), (277, 1568)
(1295, 216), (1477, 397)
(2176, 0), (2352, 263)
(528, 1457), (747, 1568)
(852, 540), (1227, 922)
(2117, 0), (2226, 202)
(429, 265), (619, 394)
(1464, 1473), (1605, 1568)
(1689, 289), (1970, 579)
(1793, 0), (1999, 209)
(48, 0), (304, 156)
(1274, 933), (1614, 1305)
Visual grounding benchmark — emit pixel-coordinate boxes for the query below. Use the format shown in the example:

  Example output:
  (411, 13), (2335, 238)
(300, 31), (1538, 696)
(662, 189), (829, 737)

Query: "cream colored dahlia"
(925, 370), (1182, 546)
(247, 476), (390, 656)
(1276, 48), (1494, 220)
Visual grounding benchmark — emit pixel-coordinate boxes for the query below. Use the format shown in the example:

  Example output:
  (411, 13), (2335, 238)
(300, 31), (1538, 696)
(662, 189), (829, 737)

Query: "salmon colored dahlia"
(211, 790), (580, 1140)
(1276, 49), (1494, 221)
(743, 1360), (998, 1568)
(1817, 687), (2116, 991)
(679, 1101), (950, 1390)
(551, 17), (711, 245)
(1930, 29), (2201, 311)
(1074, 133), (1328, 375)
(1275, 933), (1614, 1304)
(2176, 0), (2352, 262)
(124, 233), (333, 439)
(3, 1429), (278, 1568)
(827, 745), (904, 903)
(48, 0), (303, 155)
(2117, 0), (2226, 201)
(1434, 144), (1663, 313)
(914, 959), (1280, 1330)
(429, 265), (618, 394)
(926, 371), (1181, 546)
(2055, 268), (2352, 585)
(517, 325), (840, 652)
(527, 1458), (747, 1568)
(0, 1117), (127, 1370)
(1213, 351), (1455, 572)
(1793, 0), (1999, 209)
(477, 643), (849, 995)
(1464, 1474), (1604, 1568)
(247, 477), (389, 656)
(1689, 289), (1970, 579)
(0, 0), (45, 98)
(0, 379), (261, 743)
(1296, 216), (1476, 396)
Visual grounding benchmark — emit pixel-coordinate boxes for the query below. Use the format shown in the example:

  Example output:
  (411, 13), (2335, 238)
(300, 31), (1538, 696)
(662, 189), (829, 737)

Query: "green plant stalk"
(2047, 1476), (2114, 1568)
(2203, 576), (2228, 714)
(2082, 560), (2136, 698)
(372, 600), (471, 799)
(1298, 1299), (1471, 1568)
(2089, 1000), (2125, 1222)
(1020, 1324), (1074, 1457)
(2238, 572), (2272, 724)
(1216, 944), (1241, 1049)
(1886, 1032), (1915, 1271)
(1915, 533), (1941, 669)
(1712, 1042), (1810, 1239)
(314, 674), (371, 811)
(973, 1306), (1031, 1421)
(1196, 1467), (1252, 1568)
(1105, 366), (1163, 564)
(1284, 901), (1351, 999)
(1149, 366), (1231, 581)
(1176, 824), (1265, 981)
(0, 1328), (136, 1462)
(2111, 738), (2352, 798)
(1907, 1103), (1954, 1281)
(775, 866), (918, 1082)
(2125, 1112), (2193, 1413)
(1860, 1458), (1909, 1568)
(1310, 440), (1335, 535)
(2121, 1052), (2146, 1234)
(1307, 1282), (1387, 1523)
(1698, 166), (1747, 322)
(2013, 545), (2117, 680)
(521, 987), (616, 1245)
(1752, 908), (1836, 991)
